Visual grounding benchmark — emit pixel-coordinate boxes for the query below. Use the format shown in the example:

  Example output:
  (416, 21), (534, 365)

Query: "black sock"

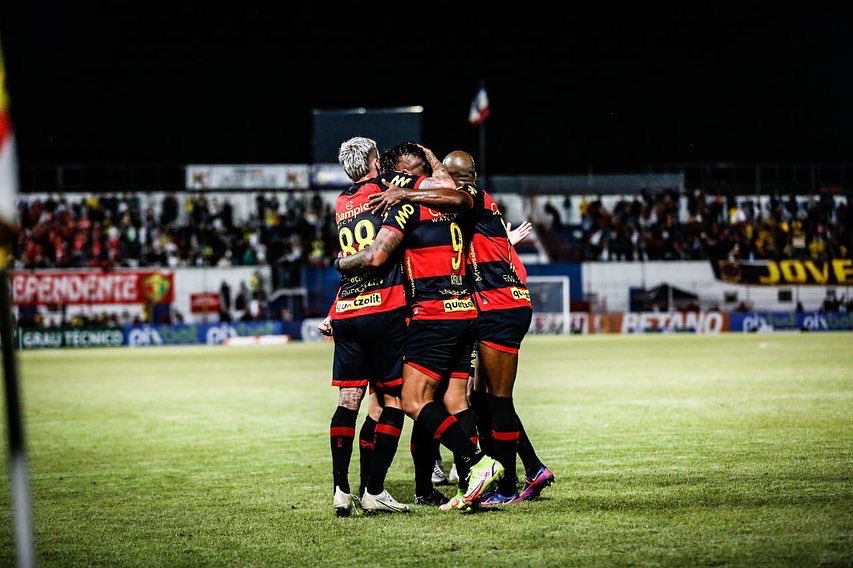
(453, 409), (479, 492)
(330, 406), (358, 493)
(411, 421), (435, 497)
(416, 402), (482, 483)
(358, 416), (377, 496)
(470, 390), (494, 455)
(469, 390), (494, 455)
(454, 408), (479, 447)
(366, 407), (404, 495)
(517, 415), (544, 478)
(488, 395), (520, 495)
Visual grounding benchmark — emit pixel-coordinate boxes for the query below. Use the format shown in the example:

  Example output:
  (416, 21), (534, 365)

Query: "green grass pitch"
(1, 334), (851, 566)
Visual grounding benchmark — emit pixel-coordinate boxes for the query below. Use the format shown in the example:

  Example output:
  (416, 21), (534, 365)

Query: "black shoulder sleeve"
(380, 171), (419, 191)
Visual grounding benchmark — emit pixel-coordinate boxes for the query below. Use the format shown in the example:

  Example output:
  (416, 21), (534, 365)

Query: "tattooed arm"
(335, 228), (404, 274)
(418, 144), (456, 191)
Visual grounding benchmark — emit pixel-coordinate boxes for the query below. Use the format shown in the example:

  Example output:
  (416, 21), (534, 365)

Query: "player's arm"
(376, 179), (473, 214)
(368, 145), (471, 215)
(334, 228), (404, 274)
(319, 296), (337, 336)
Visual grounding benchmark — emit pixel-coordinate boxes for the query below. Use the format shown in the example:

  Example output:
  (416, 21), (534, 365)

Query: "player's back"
(332, 173), (420, 320)
(466, 189), (531, 311)
(382, 199), (477, 321)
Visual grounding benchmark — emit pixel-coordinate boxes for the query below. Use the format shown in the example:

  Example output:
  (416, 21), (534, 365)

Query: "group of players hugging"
(321, 138), (554, 515)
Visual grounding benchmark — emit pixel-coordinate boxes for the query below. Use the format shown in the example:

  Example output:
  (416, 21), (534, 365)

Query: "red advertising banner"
(12, 271), (174, 306)
(190, 292), (221, 314)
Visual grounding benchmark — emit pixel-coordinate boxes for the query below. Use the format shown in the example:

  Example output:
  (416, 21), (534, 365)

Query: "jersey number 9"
(450, 222), (464, 271)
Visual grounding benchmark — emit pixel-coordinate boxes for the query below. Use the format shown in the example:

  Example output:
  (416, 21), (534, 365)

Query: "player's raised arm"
(334, 227), (404, 274)
(368, 145), (473, 215)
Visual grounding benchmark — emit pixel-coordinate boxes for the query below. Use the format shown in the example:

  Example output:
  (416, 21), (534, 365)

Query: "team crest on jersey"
(443, 297), (475, 312)
(336, 292), (382, 312)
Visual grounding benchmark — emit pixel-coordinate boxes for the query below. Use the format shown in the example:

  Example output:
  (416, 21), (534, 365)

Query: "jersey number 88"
(339, 220), (375, 256)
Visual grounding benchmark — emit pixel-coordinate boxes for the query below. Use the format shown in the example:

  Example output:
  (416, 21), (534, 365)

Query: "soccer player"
(443, 151), (554, 504)
(372, 150), (554, 504)
(326, 137), (456, 515)
(336, 143), (505, 512)
(372, 143), (481, 506)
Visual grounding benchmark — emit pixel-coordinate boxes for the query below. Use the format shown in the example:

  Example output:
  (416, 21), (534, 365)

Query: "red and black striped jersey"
(466, 189), (532, 311)
(381, 183), (480, 321)
(331, 171), (424, 320)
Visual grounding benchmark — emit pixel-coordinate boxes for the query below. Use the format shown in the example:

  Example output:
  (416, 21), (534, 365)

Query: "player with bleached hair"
(323, 137), (458, 515)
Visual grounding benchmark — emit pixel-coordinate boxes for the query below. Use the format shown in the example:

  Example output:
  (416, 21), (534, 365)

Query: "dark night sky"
(1, 3), (851, 175)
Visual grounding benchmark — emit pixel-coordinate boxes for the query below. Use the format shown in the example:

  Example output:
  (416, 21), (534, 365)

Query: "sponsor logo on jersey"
(340, 277), (384, 297)
(389, 174), (413, 188)
(336, 292), (382, 313)
(468, 247), (483, 281)
(443, 297), (476, 312)
(393, 203), (416, 229)
(336, 201), (372, 223)
(438, 288), (468, 296)
(510, 287), (531, 301)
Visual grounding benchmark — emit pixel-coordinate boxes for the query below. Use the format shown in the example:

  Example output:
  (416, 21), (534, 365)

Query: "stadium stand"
(536, 189), (849, 263)
(20, 189), (847, 271)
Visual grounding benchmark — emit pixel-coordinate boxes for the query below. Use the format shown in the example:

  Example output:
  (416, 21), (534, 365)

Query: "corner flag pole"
(469, 81), (489, 188)
(0, 247), (34, 568)
(478, 120), (486, 189)
(0, 39), (36, 567)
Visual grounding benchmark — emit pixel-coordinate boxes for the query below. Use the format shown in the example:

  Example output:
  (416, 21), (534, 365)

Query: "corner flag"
(0, 41), (34, 568)
(0, 48), (17, 237)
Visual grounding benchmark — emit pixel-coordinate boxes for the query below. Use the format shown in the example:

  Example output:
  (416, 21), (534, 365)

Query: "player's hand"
(318, 316), (333, 337)
(416, 143), (438, 162)
(369, 180), (408, 215)
(506, 221), (533, 246)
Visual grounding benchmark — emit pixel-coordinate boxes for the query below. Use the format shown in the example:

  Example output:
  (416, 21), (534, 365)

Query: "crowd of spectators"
(549, 189), (850, 262)
(15, 189), (852, 274)
(15, 192), (338, 287)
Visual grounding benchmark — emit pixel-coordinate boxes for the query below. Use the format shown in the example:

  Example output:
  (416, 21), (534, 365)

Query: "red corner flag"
(468, 84), (490, 125)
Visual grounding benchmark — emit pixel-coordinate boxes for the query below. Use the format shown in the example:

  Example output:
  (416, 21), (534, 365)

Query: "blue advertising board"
(729, 312), (853, 332)
(123, 321), (297, 347)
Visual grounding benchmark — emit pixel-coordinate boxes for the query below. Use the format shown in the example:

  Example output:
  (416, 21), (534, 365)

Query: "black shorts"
(404, 319), (477, 382)
(331, 308), (407, 394)
(477, 307), (533, 354)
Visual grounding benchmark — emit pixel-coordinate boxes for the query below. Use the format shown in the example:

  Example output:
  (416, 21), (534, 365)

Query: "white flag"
(468, 84), (490, 126)
(0, 46), (18, 236)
